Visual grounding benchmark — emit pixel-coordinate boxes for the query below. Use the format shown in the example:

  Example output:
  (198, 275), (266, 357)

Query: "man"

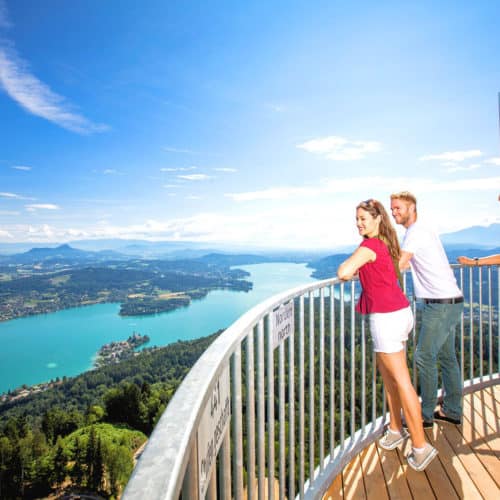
(390, 191), (464, 426)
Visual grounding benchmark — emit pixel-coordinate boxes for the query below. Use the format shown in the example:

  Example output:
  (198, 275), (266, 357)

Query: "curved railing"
(123, 264), (499, 500)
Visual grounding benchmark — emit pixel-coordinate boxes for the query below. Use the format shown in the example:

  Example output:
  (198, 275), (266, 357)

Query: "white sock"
(412, 445), (426, 454)
(388, 427), (402, 435)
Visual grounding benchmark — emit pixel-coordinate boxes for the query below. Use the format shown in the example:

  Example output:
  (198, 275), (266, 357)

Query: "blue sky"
(0, 0), (499, 249)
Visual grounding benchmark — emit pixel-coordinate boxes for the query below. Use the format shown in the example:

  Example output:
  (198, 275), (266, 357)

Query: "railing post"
(267, 314), (275, 500)
(257, 319), (265, 500)
(246, 330), (256, 500)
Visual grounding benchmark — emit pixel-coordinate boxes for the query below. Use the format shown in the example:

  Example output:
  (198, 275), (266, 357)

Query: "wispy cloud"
(163, 146), (197, 154)
(0, 191), (32, 200)
(163, 184), (182, 188)
(297, 135), (382, 161)
(445, 164), (481, 173)
(25, 203), (60, 211)
(419, 149), (482, 162)
(103, 169), (119, 175)
(0, 229), (13, 238)
(226, 175), (500, 202)
(484, 157), (500, 166)
(213, 167), (237, 173)
(0, 45), (109, 133)
(177, 174), (211, 181)
(186, 195), (202, 200)
(160, 166), (197, 172)
(11, 165), (31, 171)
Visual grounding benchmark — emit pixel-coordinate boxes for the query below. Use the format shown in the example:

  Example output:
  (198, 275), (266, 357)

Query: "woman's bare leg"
(376, 358), (403, 431)
(376, 350), (426, 448)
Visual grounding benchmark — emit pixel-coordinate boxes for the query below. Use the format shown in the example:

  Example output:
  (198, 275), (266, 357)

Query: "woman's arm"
(337, 246), (376, 280)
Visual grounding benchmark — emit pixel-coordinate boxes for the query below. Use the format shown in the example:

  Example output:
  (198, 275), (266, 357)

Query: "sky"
(0, 0), (499, 250)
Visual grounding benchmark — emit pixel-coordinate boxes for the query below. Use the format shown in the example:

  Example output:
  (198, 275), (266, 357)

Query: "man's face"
(390, 198), (413, 227)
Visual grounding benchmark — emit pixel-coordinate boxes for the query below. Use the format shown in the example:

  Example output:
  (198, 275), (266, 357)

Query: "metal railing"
(123, 264), (499, 500)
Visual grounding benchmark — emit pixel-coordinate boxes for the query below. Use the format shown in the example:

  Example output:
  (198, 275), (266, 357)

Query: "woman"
(337, 199), (437, 472)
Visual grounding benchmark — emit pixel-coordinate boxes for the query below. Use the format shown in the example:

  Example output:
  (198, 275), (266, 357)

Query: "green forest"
(0, 332), (220, 499)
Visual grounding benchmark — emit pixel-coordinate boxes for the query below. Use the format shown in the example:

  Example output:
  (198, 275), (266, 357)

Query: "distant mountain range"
(0, 223), (497, 259)
(440, 223), (500, 247)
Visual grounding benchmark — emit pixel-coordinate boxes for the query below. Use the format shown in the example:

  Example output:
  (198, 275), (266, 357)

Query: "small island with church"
(93, 332), (151, 368)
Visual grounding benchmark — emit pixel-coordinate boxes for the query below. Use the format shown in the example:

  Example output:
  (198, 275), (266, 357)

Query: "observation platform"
(124, 264), (499, 500)
(325, 386), (500, 499)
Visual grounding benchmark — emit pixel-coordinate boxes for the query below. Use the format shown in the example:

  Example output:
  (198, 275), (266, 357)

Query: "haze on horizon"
(0, 0), (499, 250)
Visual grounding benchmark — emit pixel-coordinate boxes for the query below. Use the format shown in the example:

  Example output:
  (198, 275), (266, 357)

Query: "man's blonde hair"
(390, 191), (417, 206)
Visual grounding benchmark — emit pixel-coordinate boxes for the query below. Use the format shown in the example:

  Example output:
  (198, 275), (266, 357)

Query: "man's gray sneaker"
(406, 443), (438, 471)
(378, 428), (409, 450)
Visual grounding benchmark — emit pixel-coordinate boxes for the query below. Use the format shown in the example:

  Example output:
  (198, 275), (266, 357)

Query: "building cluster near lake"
(93, 332), (152, 368)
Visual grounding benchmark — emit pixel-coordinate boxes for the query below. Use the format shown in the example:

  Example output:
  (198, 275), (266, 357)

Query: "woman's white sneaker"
(406, 443), (438, 471)
(378, 428), (410, 450)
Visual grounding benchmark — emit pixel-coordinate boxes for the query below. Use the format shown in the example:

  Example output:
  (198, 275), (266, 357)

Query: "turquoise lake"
(0, 262), (320, 394)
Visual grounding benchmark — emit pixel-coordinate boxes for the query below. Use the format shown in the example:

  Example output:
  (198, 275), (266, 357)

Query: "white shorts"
(369, 306), (414, 353)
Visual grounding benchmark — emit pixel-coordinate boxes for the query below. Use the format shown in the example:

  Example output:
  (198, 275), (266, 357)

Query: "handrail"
(123, 264), (499, 500)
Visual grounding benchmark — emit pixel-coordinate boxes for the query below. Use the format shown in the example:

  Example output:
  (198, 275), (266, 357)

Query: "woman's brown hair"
(356, 198), (401, 262)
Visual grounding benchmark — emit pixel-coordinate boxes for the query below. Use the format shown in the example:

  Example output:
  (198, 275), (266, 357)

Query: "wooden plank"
(475, 386), (500, 416)
(440, 422), (499, 498)
(342, 454), (366, 499)
(359, 443), (389, 500)
(471, 392), (500, 434)
(376, 443), (412, 499)
(463, 398), (500, 459)
(323, 472), (343, 500)
(460, 407), (500, 488)
(464, 395), (499, 441)
(424, 426), (480, 498)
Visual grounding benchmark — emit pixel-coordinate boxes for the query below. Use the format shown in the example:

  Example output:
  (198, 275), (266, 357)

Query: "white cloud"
(11, 165), (31, 171)
(1, 191), (24, 199)
(297, 135), (382, 160)
(0, 46), (108, 134)
(160, 166), (197, 172)
(25, 203), (60, 211)
(0, 229), (13, 238)
(177, 174), (211, 181)
(420, 149), (482, 162)
(163, 147), (197, 154)
(0, 210), (20, 216)
(446, 164), (481, 173)
(163, 184), (182, 188)
(186, 195), (201, 200)
(103, 169), (119, 175)
(484, 157), (500, 166)
(226, 175), (500, 202)
(213, 167), (237, 173)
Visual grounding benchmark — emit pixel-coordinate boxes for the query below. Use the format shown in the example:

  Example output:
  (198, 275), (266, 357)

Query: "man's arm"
(457, 254), (500, 266)
(398, 250), (413, 271)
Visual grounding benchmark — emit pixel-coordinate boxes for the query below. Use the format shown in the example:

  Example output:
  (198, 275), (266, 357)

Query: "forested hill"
(0, 332), (221, 498)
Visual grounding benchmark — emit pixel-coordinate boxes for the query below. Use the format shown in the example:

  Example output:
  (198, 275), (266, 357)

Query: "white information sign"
(272, 301), (294, 349)
(197, 364), (231, 499)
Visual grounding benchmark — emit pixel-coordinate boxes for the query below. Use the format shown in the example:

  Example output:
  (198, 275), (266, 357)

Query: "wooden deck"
(323, 385), (500, 499)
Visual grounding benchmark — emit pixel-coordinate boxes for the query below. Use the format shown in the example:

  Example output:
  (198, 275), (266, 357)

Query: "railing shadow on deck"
(123, 264), (499, 500)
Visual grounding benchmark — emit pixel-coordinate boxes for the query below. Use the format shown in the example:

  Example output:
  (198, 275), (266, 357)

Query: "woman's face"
(356, 207), (380, 238)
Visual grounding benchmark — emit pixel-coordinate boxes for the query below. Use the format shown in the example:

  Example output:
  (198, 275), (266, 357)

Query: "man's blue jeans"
(415, 301), (464, 422)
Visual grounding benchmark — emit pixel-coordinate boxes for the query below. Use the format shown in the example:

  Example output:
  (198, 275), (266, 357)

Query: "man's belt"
(423, 297), (464, 304)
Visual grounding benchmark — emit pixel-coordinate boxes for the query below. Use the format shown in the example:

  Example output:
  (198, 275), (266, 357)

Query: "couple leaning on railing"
(337, 191), (465, 472)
